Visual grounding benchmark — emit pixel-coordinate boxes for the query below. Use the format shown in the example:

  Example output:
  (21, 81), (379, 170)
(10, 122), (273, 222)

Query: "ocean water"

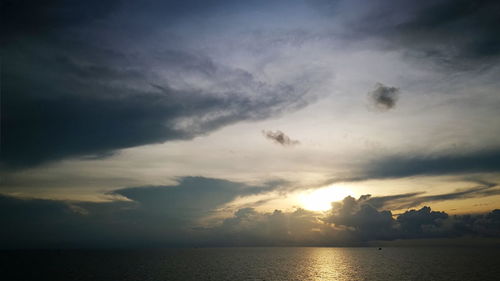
(2, 247), (500, 281)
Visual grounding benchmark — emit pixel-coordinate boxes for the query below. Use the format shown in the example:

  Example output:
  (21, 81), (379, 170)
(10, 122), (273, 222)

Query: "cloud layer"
(314, 0), (500, 68)
(1, 177), (499, 248)
(363, 149), (500, 179)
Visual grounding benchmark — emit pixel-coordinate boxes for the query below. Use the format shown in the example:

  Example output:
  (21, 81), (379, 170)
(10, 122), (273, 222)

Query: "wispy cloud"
(365, 181), (500, 210)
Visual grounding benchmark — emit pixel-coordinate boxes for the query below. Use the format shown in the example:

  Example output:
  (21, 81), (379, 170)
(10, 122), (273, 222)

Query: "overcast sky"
(1, 0), (500, 247)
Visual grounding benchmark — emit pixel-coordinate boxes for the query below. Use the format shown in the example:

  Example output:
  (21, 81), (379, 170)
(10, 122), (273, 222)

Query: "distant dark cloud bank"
(1, 177), (499, 248)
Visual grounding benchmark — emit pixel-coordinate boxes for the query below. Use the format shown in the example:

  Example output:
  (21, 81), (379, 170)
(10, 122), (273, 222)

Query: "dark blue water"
(2, 247), (499, 281)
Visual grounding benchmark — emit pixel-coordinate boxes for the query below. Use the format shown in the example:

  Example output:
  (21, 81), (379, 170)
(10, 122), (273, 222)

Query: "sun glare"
(299, 185), (352, 212)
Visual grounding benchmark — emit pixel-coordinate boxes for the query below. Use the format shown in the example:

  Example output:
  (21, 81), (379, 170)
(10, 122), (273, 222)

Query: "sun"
(298, 185), (352, 212)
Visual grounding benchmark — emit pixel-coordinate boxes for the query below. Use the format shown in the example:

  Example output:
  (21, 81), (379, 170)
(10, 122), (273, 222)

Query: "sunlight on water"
(2, 247), (500, 281)
(305, 248), (350, 280)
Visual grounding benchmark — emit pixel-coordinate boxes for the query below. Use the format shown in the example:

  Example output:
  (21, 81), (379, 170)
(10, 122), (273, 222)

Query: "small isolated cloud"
(368, 83), (400, 111)
(262, 130), (300, 146)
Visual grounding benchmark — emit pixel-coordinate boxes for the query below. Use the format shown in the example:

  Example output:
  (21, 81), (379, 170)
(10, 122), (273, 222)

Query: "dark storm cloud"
(313, 0), (500, 67)
(363, 149), (500, 179)
(368, 83), (399, 111)
(262, 130), (300, 146)
(1, 0), (316, 168)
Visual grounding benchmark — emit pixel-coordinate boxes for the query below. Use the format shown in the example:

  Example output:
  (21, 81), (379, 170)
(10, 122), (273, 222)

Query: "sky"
(1, 0), (500, 248)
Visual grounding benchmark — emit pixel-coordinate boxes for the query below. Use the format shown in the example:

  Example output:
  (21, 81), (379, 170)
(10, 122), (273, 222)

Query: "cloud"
(112, 177), (277, 223)
(322, 150), (500, 188)
(472, 209), (500, 237)
(312, 0), (500, 68)
(390, 0), (500, 64)
(0, 194), (129, 248)
(396, 206), (449, 238)
(393, 183), (499, 209)
(0, 177), (282, 248)
(262, 130), (300, 146)
(363, 149), (500, 179)
(361, 181), (500, 210)
(2, 176), (500, 248)
(325, 195), (396, 240)
(204, 208), (337, 246)
(360, 192), (424, 210)
(1, 0), (121, 38)
(210, 194), (500, 244)
(1, 6), (317, 169)
(368, 83), (399, 111)
(325, 194), (500, 240)
(0, 0), (245, 39)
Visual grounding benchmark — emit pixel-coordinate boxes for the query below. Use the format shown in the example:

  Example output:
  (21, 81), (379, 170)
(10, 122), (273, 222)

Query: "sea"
(1, 247), (500, 281)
